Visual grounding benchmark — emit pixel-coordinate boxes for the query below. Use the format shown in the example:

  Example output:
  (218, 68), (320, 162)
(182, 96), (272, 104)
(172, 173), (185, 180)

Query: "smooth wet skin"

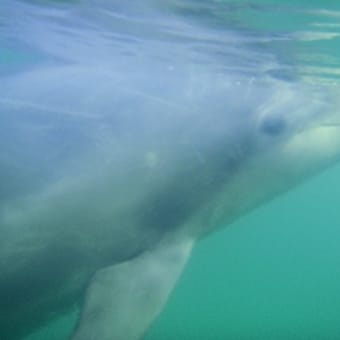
(1, 1), (340, 339)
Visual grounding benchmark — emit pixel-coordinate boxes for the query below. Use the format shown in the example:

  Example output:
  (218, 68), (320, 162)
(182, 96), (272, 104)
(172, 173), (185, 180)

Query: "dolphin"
(1, 1), (340, 339)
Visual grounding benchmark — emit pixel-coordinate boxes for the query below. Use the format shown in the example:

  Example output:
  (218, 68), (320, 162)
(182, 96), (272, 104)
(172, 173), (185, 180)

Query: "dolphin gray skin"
(1, 1), (340, 339)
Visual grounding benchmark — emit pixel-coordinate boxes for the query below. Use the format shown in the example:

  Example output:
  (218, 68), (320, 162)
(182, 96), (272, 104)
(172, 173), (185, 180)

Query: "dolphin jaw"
(281, 121), (340, 175)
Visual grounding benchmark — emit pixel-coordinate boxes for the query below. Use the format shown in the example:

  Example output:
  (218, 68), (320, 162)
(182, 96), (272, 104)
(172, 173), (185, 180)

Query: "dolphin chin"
(1, 1), (340, 340)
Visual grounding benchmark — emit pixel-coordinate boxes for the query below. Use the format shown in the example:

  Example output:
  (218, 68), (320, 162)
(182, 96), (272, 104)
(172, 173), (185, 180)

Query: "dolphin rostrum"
(1, 1), (340, 339)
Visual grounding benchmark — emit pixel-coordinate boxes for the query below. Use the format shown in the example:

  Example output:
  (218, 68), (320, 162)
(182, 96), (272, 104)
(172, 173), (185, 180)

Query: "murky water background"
(2, 0), (340, 339)
(146, 162), (340, 339)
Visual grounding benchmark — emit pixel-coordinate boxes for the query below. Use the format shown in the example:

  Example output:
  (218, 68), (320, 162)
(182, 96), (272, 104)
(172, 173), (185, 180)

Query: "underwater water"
(146, 162), (340, 340)
(2, 0), (340, 339)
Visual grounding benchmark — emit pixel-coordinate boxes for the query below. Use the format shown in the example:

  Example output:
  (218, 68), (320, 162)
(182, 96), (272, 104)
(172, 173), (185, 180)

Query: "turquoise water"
(146, 163), (340, 339)
(3, 0), (340, 339)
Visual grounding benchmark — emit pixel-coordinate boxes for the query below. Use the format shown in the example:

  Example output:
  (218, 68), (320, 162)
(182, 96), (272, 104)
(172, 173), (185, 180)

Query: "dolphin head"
(200, 77), (340, 234)
(255, 81), (340, 176)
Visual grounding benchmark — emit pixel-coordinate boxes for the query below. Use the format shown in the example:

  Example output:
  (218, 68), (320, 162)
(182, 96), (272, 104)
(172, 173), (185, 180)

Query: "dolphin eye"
(260, 117), (286, 136)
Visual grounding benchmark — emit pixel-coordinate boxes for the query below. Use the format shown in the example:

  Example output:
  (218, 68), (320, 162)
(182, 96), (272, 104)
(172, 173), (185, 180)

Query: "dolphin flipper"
(72, 239), (194, 340)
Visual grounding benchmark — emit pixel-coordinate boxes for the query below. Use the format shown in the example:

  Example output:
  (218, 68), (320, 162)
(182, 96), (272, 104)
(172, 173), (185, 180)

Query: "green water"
(6, 0), (340, 339)
(146, 163), (340, 339)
